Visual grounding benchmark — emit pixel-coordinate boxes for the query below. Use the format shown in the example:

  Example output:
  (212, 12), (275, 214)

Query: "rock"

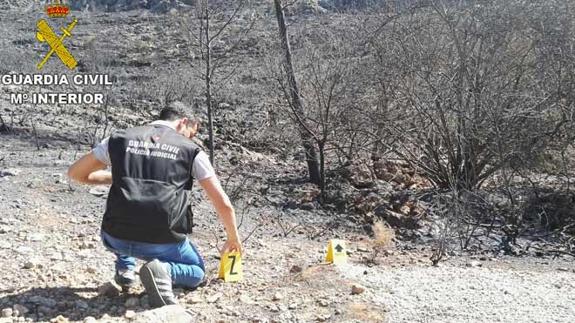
(272, 292), (283, 301)
(466, 261), (482, 268)
(288, 303), (297, 310)
(38, 305), (54, 315)
(218, 102), (232, 110)
(79, 241), (96, 249)
(83, 317), (97, 323)
(356, 246), (370, 253)
(318, 299), (329, 307)
(206, 293), (222, 303)
(50, 315), (69, 322)
(269, 304), (280, 312)
(16, 246), (34, 254)
(133, 305), (193, 323)
(239, 295), (254, 305)
(13, 304), (28, 315)
(345, 162), (374, 188)
(374, 207), (420, 229)
(89, 187), (109, 197)
(98, 282), (121, 297)
(125, 310), (137, 319)
(289, 265), (303, 274)
(75, 300), (89, 310)
(1, 308), (12, 318)
(187, 295), (203, 304)
(27, 233), (44, 242)
(0, 168), (21, 177)
(23, 261), (36, 269)
(351, 284), (366, 295)
(125, 297), (140, 308)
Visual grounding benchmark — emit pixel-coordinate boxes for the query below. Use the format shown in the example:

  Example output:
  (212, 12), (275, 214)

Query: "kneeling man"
(68, 102), (242, 307)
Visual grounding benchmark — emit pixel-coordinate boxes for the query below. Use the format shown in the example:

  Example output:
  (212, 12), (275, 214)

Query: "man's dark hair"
(158, 101), (200, 125)
(159, 101), (187, 121)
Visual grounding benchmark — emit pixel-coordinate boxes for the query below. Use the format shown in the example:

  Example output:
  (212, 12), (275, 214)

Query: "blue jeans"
(101, 231), (205, 288)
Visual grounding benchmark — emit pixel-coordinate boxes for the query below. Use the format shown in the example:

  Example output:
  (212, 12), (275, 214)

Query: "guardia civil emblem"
(36, 0), (78, 70)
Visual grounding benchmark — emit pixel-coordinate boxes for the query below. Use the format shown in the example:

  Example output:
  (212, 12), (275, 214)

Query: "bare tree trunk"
(318, 141), (326, 202)
(204, 6), (215, 165)
(273, 0), (320, 185)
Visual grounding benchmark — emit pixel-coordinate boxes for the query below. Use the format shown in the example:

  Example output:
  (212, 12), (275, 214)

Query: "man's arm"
(68, 152), (112, 185)
(199, 176), (242, 254)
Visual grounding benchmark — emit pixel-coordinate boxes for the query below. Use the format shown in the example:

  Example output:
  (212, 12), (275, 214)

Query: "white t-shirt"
(92, 122), (215, 181)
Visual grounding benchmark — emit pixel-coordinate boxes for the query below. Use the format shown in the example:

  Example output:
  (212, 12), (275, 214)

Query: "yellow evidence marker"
(218, 251), (243, 282)
(325, 239), (347, 264)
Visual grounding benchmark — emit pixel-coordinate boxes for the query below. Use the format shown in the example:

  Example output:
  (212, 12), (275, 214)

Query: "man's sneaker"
(140, 259), (177, 308)
(114, 269), (138, 290)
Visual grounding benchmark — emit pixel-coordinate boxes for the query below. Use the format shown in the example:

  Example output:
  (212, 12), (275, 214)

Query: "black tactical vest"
(102, 123), (200, 243)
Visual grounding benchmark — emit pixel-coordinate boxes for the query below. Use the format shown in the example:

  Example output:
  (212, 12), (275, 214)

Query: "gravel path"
(341, 262), (575, 323)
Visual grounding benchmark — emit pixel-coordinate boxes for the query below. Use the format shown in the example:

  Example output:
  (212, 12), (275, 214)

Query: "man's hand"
(221, 238), (243, 255)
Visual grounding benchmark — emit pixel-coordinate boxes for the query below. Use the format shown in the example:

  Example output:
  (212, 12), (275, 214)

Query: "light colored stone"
(125, 310), (137, 319)
(133, 305), (193, 323)
(83, 317), (97, 323)
(50, 315), (69, 323)
(12, 304), (28, 315)
(27, 233), (44, 242)
(1, 308), (12, 318)
(89, 187), (109, 197)
(206, 293), (222, 303)
(318, 299), (329, 307)
(466, 261), (482, 268)
(357, 246), (370, 253)
(272, 292), (283, 301)
(239, 294), (254, 305)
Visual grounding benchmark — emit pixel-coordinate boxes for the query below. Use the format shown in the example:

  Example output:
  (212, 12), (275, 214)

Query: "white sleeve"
(91, 137), (111, 166)
(192, 151), (215, 181)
